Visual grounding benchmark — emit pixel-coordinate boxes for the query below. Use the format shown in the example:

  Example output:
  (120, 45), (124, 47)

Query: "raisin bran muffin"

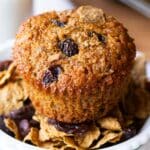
(13, 6), (136, 123)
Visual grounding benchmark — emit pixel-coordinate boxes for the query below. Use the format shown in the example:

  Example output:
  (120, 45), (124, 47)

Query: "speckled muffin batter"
(13, 6), (136, 123)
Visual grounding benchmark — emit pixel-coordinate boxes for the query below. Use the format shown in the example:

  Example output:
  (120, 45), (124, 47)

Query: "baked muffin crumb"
(13, 5), (136, 123)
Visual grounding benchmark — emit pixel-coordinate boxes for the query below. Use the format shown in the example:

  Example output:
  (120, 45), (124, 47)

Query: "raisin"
(51, 19), (65, 27)
(122, 126), (137, 140)
(48, 118), (91, 135)
(19, 119), (30, 138)
(59, 39), (79, 57)
(9, 105), (35, 121)
(0, 60), (12, 72)
(97, 33), (106, 43)
(42, 65), (62, 85)
(23, 98), (31, 106)
(88, 31), (106, 43)
(29, 119), (40, 129)
(25, 140), (34, 145)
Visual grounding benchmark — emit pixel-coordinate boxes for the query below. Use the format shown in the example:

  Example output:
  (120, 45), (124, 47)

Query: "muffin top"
(13, 5), (135, 92)
(13, 6), (136, 123)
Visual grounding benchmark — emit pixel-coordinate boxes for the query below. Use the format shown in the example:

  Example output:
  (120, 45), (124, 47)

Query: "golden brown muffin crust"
(13, 6), (136, 123)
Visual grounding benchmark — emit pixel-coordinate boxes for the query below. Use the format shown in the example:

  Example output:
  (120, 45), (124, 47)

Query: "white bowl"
(0, 40), (150, 150)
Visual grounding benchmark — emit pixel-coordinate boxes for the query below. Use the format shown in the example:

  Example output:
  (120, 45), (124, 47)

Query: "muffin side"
(13, 6), (136, 123)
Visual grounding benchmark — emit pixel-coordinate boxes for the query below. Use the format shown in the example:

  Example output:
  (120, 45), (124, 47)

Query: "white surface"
(140, 141), (150, 150)
(0, 40), (150, 150)
(33, 0), (75, 15)
(0, 0), (32, 44)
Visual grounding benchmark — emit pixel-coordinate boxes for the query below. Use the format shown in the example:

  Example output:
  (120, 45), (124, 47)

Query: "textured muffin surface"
(13, 6), (136, 123)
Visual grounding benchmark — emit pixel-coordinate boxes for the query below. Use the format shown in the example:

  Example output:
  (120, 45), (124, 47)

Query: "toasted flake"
(40, 142), (61, 150)
(76, 125), (100, 148)
(0, 62), (28, 115)
(40, 140), (67, 150)
(91, 132), (122, 149)
(109, 132), (123, 143)
(101, 130), (111, 136)
(4, 118), (20, 139)
(98, 117), (122, 131)
(39, 123), (66, 141)
(0, 80), (28, 115)
(63, 136), (82, 150)
(0, 71), (6, 79)
(37, 115), (68, 142)
(24, 128), (40, 146)
(0, 63), (16, 86)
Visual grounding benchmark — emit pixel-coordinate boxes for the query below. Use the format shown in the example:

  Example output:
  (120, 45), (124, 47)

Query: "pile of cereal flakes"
(0, 54), (150, 150)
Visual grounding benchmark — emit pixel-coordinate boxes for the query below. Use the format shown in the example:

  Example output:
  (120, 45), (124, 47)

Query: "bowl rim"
(0, 40), (150, 150)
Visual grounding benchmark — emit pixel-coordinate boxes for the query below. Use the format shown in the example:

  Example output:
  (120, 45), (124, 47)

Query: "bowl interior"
(0, 40), (150, 150)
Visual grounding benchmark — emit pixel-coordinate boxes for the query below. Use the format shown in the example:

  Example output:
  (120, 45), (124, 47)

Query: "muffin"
(13, 6), (136, 123)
